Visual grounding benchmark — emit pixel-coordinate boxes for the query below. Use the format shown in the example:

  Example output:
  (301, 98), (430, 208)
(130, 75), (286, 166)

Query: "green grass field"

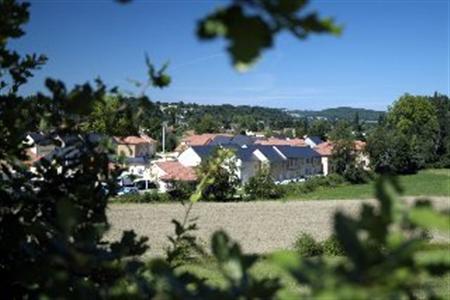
(289, 169), (449, 200)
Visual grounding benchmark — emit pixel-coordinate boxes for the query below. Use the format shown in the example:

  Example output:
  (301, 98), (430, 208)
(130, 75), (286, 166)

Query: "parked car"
(275, 177), (306, 185)
(134, 179), (159, 194)
(116, 186), (139, 196)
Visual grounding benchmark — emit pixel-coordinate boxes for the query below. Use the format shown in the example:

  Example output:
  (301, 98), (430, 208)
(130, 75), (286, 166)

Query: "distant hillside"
(288, 107), (385, 122)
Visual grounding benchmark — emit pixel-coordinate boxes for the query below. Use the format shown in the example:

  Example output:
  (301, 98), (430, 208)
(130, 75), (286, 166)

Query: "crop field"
(107, 196), (449, 256)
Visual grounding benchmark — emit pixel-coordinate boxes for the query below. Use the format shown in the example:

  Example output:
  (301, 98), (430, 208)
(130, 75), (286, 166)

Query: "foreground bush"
(322, 234), (345, 256)
(294, 233), (345, 257)
(294, 233), (323, 256)
(167, 181), (196, 202)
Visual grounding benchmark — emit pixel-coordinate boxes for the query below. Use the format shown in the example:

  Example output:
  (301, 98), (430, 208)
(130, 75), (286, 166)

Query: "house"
(113, 134), (157, 158)
(178, 144), (323, 184)
(24, 132), (55, 157)
(123, 157), (152, 178)
(273, 145), (323, 180)
(305, 136), (325, 148)
(150, 161), (197, 192)
(314, 140), (369, 176)
(314, 141), (334, 176)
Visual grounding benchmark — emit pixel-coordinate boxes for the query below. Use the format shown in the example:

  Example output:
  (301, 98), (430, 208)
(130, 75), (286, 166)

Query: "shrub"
(325, 174), (346, 187)
(244, 168), (285, 200)
(287, 174), (347, 196)
(197, 148), (240, 201)
(322, 235), (345, 256)
(294, 233), (323, 257)
(168, 181), (196, 202)
(114, 192), (171, 203)
(342, 165), (372, 184)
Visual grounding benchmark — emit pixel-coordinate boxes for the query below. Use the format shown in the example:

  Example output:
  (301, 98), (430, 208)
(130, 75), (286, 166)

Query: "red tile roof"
(156, 161), (197, 182)
(182, 133), (231, 146)
(314, 140), (367, 156)
(314, 142), (334, 156)
(176, 133), (231, 152)
(114, 134), (156, 145)
(255, 137), (306, 147)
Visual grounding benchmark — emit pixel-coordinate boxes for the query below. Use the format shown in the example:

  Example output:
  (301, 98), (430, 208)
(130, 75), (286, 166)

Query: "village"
(24, 131), (369, 195)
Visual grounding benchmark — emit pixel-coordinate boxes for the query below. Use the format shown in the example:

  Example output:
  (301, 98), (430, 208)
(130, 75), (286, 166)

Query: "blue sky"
(11, 0), (449, 110)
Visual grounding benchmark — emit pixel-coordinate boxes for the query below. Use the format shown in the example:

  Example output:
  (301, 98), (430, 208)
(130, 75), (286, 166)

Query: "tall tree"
(308, 119), (331, 140)
(352, 112), (365, 140)
(429, 92), (450, 165)
(386, 94), (439, 166)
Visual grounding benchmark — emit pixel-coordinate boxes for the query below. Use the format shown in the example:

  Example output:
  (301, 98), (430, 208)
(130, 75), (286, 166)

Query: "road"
(106, 197), (450, 256)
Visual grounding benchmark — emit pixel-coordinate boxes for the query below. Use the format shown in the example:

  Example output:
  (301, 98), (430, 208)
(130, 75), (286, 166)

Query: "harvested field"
(106, 197), (450, 256)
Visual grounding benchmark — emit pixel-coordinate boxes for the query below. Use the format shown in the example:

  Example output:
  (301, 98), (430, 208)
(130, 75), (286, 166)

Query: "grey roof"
(190, 144), (319, 163)
(276, 146), (321, 158)
(57, 134), (79, 145)
(43, 145), (81, 163)
(308, 136), (324, 145)
(209, 134), (256, 147)
(28, 132), (53, 146)
(209, 135), (233, 146)
(191, 144), (285, 163)
(191, 145), (221, 159)
(243, 145), (285, 162)
(231, 135), (256, 146)
(235, 147), (256, 161)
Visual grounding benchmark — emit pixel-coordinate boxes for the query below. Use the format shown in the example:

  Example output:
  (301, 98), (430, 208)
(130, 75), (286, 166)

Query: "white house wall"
(178, 148), (202, 167)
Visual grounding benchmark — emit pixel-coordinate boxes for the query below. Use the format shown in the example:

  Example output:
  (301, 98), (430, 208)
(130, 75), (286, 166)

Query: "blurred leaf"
(197, 0), (342, 70)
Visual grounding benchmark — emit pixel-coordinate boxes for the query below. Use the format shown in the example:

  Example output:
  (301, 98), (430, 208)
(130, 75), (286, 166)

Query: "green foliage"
(165, 203), (205, 267)
(0, 3), (151, 298)
(329, 119), (353, 141)
(282, 174), (346, 196)
(291, 106), (385, 122)
(113, 192), (171, 203)
(151, 231), (281, 299)
(196, 148), (240, 201)
(198, 0), (341, 70)
(293, 233), (323, 257)
(429, 92), (450, 166)
(322, 234), (345, 256)
(167, 181), (196, 202)
(308, 119), (331, 139)
(332, 139), (371, 183)
(368, 93), (445, 175)
(386, 93), (439, 165)
(244, 167), (285, 200)
(294, 233), (344, 257)
(0, 0), (47, 93)
(367, 125), (421, 174)
(274, 176), (450, 299)
(194, 113), (220, 134)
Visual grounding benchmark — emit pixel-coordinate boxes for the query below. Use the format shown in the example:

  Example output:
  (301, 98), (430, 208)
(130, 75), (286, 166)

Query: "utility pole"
(162, 121), (167, 154)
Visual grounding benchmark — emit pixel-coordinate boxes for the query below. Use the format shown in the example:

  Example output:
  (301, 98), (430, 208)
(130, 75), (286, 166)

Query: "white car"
(134, 179), (159, 194)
